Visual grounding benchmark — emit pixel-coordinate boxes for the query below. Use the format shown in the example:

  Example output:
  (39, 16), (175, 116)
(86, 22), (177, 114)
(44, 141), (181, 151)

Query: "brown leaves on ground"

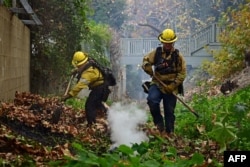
(0, 91), (109, 165)
(0, 91), (224, 166)
(143, 122), (223, 166)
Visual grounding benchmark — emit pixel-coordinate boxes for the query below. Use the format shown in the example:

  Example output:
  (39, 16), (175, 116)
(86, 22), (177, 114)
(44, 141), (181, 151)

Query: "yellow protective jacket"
(142, 47), (187, 94)
(68, 66), (104, 97)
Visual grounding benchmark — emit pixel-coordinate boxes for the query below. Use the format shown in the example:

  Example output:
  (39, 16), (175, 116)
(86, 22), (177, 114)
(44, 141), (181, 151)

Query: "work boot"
(156, 123), (164, 133)
(161, 132), (175, 141)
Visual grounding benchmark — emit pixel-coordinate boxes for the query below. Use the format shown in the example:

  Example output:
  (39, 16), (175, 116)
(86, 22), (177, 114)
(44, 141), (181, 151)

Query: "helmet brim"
(158, 35), (178, 43)
(72, 57), (88, 67)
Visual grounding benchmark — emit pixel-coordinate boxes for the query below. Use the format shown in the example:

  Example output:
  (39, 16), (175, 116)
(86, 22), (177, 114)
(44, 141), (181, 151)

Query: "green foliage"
(220, 2), (250, 53)
(202, 49), (242, 80)
(208, 121), (237, 152)
(89, 0), (127, 30)
(29, 0), (91, 94)
(48, 86), (250, 166)
(175, 104), (200, 138)
(28, 0), (113, 95)
(59, 139), (205, 167)
(82, 21), (112, 66)
(202, 1), (250, 80)
(87, 21), (112, 49)
(2, 0), (11, 7)
(60, 86), (250, 166)
(188, 86), (250, 151)
(65, 98), (86, 110)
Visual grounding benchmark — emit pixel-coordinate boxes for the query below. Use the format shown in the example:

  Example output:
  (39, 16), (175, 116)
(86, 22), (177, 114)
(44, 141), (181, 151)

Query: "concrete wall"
(0, 6), (30, 101)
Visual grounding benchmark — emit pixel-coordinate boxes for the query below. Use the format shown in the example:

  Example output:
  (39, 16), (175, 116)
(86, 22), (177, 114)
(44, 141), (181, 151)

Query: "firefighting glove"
(155, 62), (168, 71)
(164, 83), (176, 93)
(142, 81), (151, 93)
(71, 68), (78, 77)
(143, 63), (153, 76)
(61, 94), (72, 102)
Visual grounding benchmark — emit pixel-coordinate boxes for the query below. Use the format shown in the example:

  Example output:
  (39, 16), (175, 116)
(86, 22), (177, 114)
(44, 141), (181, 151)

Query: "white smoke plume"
(107, 102), (149, 148)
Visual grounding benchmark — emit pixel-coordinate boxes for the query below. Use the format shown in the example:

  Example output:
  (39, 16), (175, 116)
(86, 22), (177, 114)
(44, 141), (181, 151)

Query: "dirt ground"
(183, 66), (250, 101)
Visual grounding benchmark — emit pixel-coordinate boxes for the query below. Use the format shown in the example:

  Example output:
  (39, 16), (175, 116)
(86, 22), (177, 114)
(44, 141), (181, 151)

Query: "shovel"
(51, 75), (74, 124)
(52, 75), (74, 124)
(64, 75), (74, 96)
(153, 74), (199, 119)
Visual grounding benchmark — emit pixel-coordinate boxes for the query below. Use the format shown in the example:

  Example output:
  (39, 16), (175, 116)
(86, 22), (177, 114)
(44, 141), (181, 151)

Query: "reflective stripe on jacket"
(69, 66), (104, 97)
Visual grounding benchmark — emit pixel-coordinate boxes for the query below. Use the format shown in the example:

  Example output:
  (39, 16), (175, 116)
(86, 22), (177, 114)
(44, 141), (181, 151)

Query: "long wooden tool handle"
(174, 94), (199, 118)
(64, 75), (74, 96)
(153, 75), (199, 118)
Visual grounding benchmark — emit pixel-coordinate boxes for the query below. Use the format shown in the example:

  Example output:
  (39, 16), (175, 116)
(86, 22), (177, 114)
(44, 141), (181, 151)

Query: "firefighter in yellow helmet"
(142, 29), (187, 138)
(71, 51), (89, 67)
(62, 51), (111, 126)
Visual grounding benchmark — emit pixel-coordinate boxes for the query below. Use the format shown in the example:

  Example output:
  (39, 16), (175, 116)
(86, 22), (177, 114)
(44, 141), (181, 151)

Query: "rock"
(220, 80), (239, 95)
(245, 50), (250, 67)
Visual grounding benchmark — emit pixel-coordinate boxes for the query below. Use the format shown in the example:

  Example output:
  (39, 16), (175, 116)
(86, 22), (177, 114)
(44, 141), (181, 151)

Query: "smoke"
(107, 102), (149, 148)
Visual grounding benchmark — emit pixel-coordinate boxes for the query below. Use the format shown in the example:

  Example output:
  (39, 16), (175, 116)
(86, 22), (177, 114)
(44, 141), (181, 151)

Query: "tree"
(202, 1), (250, 80)
(82, 21), (112, 62)
(121, 0), (246, 38)
(108, 28), (123, 100)
(89, 0), (127, 30)
(29, 0), (91, 94)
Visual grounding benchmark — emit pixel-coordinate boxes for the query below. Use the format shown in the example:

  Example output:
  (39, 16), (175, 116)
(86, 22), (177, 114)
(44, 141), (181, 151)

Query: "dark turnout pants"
(147, 84), (177, 133)
(85, 84), (110, 125)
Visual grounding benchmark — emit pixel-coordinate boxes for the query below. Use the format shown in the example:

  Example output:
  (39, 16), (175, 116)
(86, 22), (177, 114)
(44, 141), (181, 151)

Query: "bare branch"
(138, 23), (161, 33)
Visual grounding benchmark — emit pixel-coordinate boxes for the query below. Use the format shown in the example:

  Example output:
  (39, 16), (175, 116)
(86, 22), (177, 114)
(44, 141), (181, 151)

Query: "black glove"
(155, 62), (168, 71)
(61, 94), (72, 102)
(142, 81), (151, 93)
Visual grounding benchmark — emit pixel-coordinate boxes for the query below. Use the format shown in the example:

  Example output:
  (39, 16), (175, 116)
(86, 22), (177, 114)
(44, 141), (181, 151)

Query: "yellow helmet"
(158, 29), (178, 43)
(72, 51), (88, 67)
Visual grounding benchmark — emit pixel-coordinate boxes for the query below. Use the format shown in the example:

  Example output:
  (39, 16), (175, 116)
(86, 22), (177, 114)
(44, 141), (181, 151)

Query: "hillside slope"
(184, 66), (250, 101)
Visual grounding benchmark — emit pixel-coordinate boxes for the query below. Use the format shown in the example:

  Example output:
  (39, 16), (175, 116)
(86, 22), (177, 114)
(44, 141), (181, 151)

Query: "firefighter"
(142, 29), (187, 138)
(61, 51), (110, 126)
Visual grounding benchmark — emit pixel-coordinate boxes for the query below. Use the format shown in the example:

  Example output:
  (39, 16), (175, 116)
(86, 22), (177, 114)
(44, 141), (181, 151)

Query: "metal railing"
(120, 38), (160, 57)
(120, 23), (222, 58)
